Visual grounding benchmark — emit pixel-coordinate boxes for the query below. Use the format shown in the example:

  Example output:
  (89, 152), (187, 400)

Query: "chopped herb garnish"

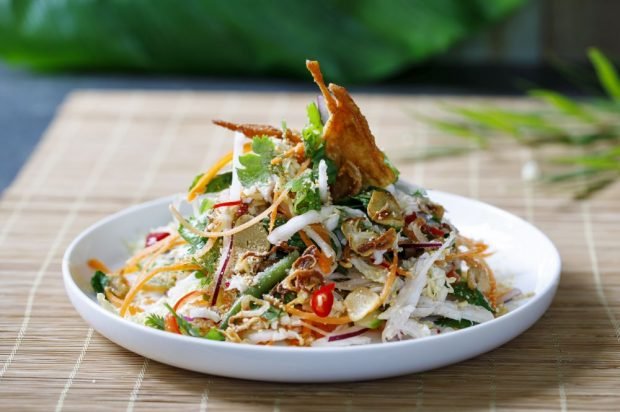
(237, 136), (275, 187)
(451, 282), (494, 312)
(262, 306), (283, 321)
(145, 314), (165, 330)
(302, 102), (337, 184)
(434, 317), (477, 329)
(90, 270), (108, 294)
(205, 172), (232, 193)
(288, 169), (321, 214)
(178, 216), (208, 253)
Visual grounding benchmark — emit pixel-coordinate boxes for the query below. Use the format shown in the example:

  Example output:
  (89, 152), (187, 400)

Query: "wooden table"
(0, 91), (618, 411)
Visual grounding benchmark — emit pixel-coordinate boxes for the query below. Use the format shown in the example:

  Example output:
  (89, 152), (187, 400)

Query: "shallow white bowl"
(63, 188), (561, 382)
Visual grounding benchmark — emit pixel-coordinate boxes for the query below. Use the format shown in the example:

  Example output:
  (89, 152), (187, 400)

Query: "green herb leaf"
(205, 328), (226, 341)
(164, 303), (204, 337)
(199, 198), (215, 214)
(302, 102), (338, 184)
(451, 282), (494, 312)
(434, 317), (477, 329)
(262, 306), (283, 322)
(90, 270), (108, 294)
(529, 89), (596, 123)
(237, 136), (275, 187)
(145, 314), (165, 330)
(589, 47), (620, 101)
(178, 216), (208, 253)
(288, 169), (321, 214)
(205, 172), (233, 193)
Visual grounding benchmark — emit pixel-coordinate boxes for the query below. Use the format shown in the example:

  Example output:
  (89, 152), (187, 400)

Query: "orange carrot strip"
(120, 263), (202, 317)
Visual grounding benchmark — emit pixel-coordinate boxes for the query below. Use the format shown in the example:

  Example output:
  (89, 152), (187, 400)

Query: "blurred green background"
(1, 0), (619, 193)
(0, 0), (526, 83)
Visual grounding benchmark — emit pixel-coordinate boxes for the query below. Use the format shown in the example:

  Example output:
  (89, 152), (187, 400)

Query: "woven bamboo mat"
(0, 90), (618, 411)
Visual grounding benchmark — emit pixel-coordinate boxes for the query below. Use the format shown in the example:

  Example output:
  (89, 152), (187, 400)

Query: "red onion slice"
(327, 327), (369, 342)
(399, 242), (443, 249)
(210, 235), (233, 306)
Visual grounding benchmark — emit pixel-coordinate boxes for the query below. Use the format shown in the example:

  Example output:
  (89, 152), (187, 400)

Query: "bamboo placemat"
(0, 90), (618, 411)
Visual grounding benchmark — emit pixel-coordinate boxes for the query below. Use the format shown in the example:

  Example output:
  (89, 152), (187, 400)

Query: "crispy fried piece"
(213, 120), (301, 143)
(306, 60), (396, 199)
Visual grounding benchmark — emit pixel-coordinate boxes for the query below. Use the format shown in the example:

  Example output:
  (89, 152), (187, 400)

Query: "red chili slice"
(311, 283), (336, 318)
(425, 225), (445, 238)
(213, 200), (243, 209)
(145, 231), (170, 247)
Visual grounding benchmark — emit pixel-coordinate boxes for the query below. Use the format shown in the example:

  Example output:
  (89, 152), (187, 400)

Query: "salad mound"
(89, 61), (518, 346)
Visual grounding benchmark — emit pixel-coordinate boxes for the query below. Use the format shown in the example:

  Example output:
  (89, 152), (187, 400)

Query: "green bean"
(220, 251), (299, 329)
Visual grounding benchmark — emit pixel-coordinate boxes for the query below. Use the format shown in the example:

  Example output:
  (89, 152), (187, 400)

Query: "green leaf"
(178, 216), (208, 253)
(451, 282), (494, 312)
(90, 270), (108, 294)
(589, 47), (620, 101)
(529, 89), (596, 123)
(0, 0), (526, 83)
(434, 317), (477, 329)
(262, 306), (283, 322)
(164, 303), (203, 337)
(145, 314), (165, 330)
(288, 169), (322, 214)
(199, 198), (215, 214)
(205, 328), (226, 341)
(205, 172), (233, 193)
(237, 136), (275, 187)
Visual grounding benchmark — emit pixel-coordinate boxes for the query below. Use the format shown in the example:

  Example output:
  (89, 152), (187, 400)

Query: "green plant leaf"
(529, 89), (596, 123)
(0, 0), (527, 83)
(588, 47), (620, 101)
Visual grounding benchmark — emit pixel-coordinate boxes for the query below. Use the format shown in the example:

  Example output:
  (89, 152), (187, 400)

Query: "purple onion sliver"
(210, 236), (233, 306)
(183, 316), (195, 322)
(327, 328), (369, 342)
(399, 242), (442, 249)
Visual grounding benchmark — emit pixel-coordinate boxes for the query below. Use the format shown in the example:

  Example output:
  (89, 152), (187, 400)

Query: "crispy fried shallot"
(212, 120), (301, 143)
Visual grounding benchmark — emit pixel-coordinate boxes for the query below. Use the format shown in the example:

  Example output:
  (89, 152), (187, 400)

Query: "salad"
(89, 61), (519, 346)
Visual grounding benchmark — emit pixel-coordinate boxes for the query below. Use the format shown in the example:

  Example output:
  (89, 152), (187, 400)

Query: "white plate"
(63, 187), (561, 382)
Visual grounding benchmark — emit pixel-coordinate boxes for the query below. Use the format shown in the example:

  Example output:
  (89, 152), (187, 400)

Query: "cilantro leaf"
(145, 314), (165, 330)
(205, 172), (232, 193)
(178, 216), (208, 253)
(237, 136), (275, 187)
(434, 317), (477, 329)
(91, 270), (108, 294)
(164, 304), (225, 341)
(451, 282), (494, 312)
(199, 198), (215, 214)
(288, 169), (321, 214)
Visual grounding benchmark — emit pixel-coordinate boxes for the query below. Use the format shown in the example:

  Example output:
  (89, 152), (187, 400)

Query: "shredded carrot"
(173, 160), (310, 239)
(120, 263), (202, 317)
(87, 259), (111, 274)
(173, 290), (206, 312)
(187, 143), (252, 201)
(104, 290), (124, 307)
(298, 231), (314, 248)
(123, 233), (183, 270)
(285, 306), (351, 325)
